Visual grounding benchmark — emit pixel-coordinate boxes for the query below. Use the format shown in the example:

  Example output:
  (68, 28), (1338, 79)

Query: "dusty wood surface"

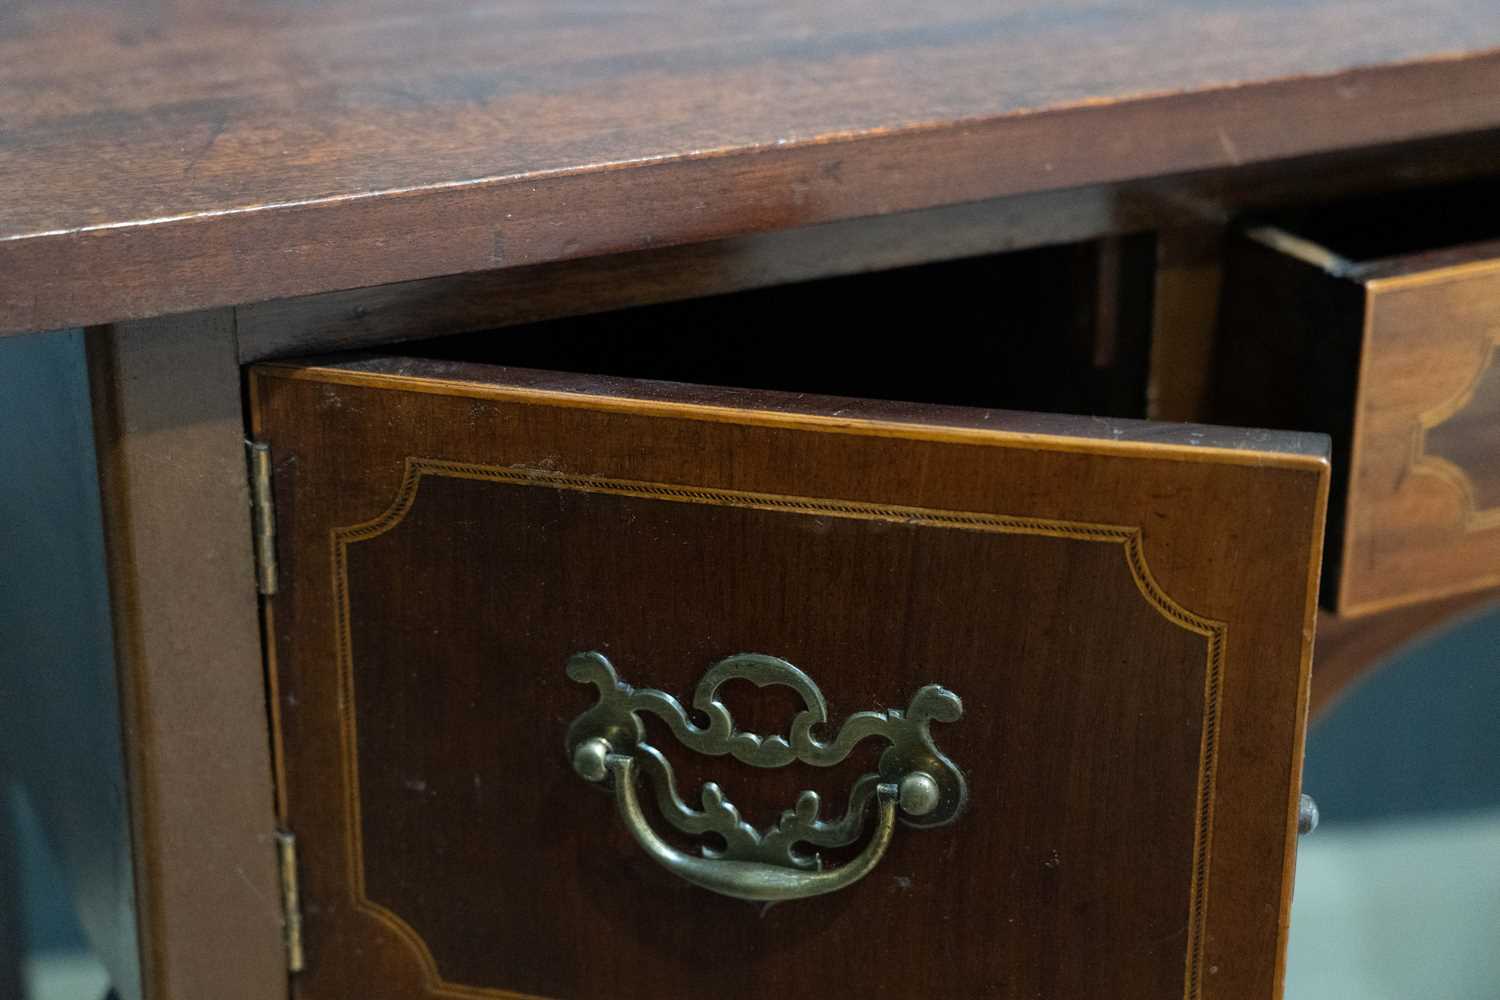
(4, 0), (1500, 332)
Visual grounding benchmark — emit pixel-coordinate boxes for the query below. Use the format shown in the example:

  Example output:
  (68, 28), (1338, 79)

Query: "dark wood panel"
(5, 0), (1500, 332)
(86, 313), (286, 1000)
(353, 476), (1205, 998)
(250, 359), (1328, 1000)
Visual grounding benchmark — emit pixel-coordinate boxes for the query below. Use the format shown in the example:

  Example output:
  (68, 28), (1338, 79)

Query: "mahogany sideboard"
(4, 3), (1500, 999)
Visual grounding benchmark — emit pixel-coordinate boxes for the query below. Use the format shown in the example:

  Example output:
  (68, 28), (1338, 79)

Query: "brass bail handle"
(565, 651), (967, 903)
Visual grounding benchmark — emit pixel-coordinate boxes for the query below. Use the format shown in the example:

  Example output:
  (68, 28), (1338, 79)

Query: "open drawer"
(1216, 181), (1500, 615)
(249, 337), (1327, 1000)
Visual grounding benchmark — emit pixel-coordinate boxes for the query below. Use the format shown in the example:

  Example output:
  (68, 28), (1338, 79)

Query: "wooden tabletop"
(4, 0), (1500, 334)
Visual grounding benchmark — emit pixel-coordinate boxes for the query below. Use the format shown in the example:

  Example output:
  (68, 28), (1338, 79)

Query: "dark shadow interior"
(1263, 178), (1500, 263)
(401, 236), (1156, 419)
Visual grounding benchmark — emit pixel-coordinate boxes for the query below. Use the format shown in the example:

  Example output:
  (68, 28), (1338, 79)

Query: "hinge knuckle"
(248, 440), (278, 596)
(276, 829), (305, 974)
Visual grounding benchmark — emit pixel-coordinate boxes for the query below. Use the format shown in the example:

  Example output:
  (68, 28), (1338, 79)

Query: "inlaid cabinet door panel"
(249, 358), (1329, 1000)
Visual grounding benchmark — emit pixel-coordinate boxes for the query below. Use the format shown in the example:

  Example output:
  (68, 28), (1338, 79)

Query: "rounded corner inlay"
(1413, 339), (1500, 530)
(329, 460), (1227, 1000)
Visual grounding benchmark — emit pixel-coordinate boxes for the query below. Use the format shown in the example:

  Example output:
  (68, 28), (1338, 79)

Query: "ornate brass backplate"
(565, 650), (966, 901)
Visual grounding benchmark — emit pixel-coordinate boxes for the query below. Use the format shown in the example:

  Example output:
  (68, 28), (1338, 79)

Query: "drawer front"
(250, 360), (1327, 1000)
(1351, 265), (1500, 612)
(1217, 232), (1500, 614)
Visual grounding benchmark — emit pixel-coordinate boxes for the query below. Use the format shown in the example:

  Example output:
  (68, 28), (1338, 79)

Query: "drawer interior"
(397, 236), (1156, 419)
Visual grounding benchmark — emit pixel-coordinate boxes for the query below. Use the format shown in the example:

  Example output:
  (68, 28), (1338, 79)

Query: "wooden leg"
(86, 312), (285, 1000)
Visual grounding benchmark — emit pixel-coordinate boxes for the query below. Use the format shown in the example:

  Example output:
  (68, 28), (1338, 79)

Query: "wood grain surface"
(1347, 264), (1500, 611)
(86, 314), (286, 1000)
(250, 358), (1328, 1000)
(235, 130), (1500, 365)
(4, 0), (1500, 332)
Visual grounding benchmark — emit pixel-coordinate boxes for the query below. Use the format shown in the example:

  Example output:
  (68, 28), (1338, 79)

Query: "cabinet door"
(249, 358), (1328, 1000)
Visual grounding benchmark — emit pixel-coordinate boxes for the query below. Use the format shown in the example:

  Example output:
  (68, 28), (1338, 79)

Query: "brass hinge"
(275, 830), (306, 974)
(247, 441), (278, 596)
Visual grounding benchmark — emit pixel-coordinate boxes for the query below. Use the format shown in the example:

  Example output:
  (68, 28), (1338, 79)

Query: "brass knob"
(572, 737), (612, 783)
(898, 771), (941, 817)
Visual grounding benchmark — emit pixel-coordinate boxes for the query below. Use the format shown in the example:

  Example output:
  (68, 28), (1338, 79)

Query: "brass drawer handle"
(565, 651), (966, 902)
